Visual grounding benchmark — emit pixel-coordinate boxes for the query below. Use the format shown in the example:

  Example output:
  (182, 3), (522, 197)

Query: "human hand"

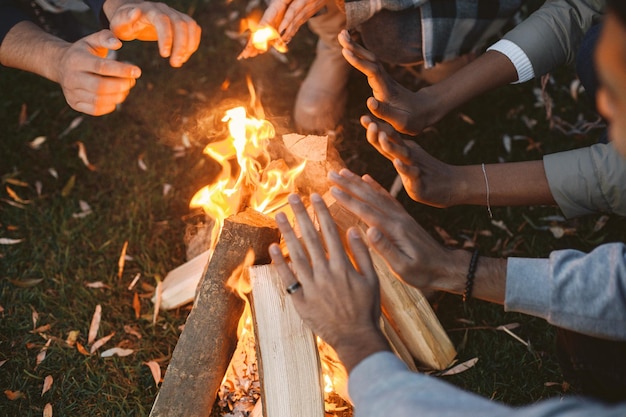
(55, 30), (141, 116)
(329, 169), (461, 290)
(238, 0), (326, 59)
(269, 193), (390, 372)
(108, 1), (201, 67)
(338, 30), (443, 135)
(361, 115), (460, 208)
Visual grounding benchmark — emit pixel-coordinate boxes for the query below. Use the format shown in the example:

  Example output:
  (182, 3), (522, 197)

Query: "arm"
(328, 169), (508, 304)
(506, 243), (626, 340)
(351, 351), (626, 417)
(360, 117), (556, 208)
(0, 21), (141, 115)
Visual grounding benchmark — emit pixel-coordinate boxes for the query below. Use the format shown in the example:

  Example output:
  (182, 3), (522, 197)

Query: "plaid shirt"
(344, 0), (523, 67)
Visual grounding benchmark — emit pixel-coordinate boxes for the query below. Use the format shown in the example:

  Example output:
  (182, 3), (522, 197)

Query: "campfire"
(149, 36), (455, 416)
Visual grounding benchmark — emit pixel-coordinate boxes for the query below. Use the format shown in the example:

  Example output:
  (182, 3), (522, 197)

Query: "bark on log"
(150, 209), (280, 417)
(325, 199), (456, 370)
(249, 264), (325, 417)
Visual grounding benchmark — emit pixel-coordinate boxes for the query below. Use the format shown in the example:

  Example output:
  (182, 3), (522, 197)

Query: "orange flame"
(190, 106), (305, 247)
(250, 25), (288, 54)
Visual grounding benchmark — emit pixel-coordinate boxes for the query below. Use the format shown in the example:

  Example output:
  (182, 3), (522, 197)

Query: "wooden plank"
(150, 209), (280, 417)
(249, 264), (325, 417)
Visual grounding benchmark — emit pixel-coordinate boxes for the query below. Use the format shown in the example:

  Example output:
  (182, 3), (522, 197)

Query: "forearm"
(451, 160), (556, 207)
(425, 50), (519, 121)
(0, 21), (67, 82)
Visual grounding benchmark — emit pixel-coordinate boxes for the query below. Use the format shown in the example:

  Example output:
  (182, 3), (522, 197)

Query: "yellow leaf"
(5, 186), (29, 204)
(117, 241), (128, 280)
(133, 292), (141, 319)
(61, 175), (75, 197)
(75, 141), (96, 171)
(65, 330), (80, 347)
(9, 278), (43, 288)
(41, 375), (53, 396)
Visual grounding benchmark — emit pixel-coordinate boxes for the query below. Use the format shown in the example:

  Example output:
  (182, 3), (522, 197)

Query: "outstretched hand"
(268, 193), (390, 372)
(109, 2), (201, 67)
(328, 169), (458, 290)
(361, 115), (459, 208)
(56, 30), (141, 116)
(338, 30), (442, 135)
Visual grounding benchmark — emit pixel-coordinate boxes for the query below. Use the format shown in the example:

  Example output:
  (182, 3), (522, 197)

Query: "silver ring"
(286, 281), (302, 294)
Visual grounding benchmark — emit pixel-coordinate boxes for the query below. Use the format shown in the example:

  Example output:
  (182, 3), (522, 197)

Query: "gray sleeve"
(502, 0), (604, 78)
(505, 243), (626, 340)
(543, 142), (626, 218)
(349, 351), (626, 417)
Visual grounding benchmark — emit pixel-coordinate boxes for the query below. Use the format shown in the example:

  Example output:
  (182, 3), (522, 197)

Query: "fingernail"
(269, 244), (281, 256)
(368, 227), (382, 242)
(368, 98), (378, 109)
(275, 212), (288, 224)
(330, 186), (344, 197)
(131, 68), (141, 78)
(328, 171), (340, 180)
(339, 168), (355, 177)
(288, 194), (300, 204)
(310, 193), (322, 203)
(349, 228), (361, 239)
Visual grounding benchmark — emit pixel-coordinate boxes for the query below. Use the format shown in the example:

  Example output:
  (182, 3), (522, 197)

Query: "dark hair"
(608, 0), (626, 26)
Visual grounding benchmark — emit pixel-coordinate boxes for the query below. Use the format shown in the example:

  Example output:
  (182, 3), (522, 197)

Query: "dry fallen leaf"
(30, 324), (51, 334)
(65, 330), (80, 347)
(458, 113), (475, 125)
(90, 332), (115, 354)
(118, 241), (128, 280)
(61, 175), (75, 197)
(85, 281), (110, 289)
(0, 359), (7, 367)
(133, 292), (141, 319)
(0, 238), (23, 245)
(440, 357), (479, 376)
(75, 141), (96, 171)
(433, 226), (459, 246)
(59, 116), (83, 138)
(153, 280), (163, 324)
(144, 361), (162, 387)
(127, 273), (141, 290)
(100, 347), (134, 358)
(43, 402), (53, 417)
(124, 325), (142, 339)
(76, 342), (90, 356)
(6, 186), (30, 204)
(48, 168), (58, 179)
(29, 136), (47, 150)
(9, 278), (43, 288)
(88, 305), (102, 345)
(4, 390), (24, 400)
(138, 155), (148, 171)
(18, 103), (27, 127)
(462, 139), (475, 156)
(32, 309), (39, 328)
(36, 339), (52, 367)
(41, 375), (53, 396)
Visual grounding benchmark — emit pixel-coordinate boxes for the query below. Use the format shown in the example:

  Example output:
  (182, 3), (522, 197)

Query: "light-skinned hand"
(268, 193), (390, 372)
(360, 115), (460, 208)
(109, 2), (201, 67)
(328, 169), (462, 290)
(55, 30), (141, 116)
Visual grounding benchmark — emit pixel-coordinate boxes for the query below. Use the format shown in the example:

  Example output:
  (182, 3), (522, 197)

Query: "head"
(595, 0), (626, 156)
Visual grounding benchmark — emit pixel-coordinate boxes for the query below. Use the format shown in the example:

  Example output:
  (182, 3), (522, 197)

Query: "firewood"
(249, 264), (325, 417)
(150, 209), (280, 417)
(325, 199), (456, 370)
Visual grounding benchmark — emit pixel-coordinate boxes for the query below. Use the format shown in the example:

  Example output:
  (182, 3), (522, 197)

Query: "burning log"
(150, 209), (280, 417)
(249, 264), (325, 417)
(325, 198), (456, 370)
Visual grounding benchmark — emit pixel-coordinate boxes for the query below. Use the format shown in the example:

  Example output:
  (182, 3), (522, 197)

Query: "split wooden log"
(249, 264), (325, 417)
(150, 209), (280, 417)
(326, 198), (456, 370)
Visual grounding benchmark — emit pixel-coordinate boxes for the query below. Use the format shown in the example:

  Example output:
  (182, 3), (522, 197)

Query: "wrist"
(450, 165), (486, 206)
(429, 248), (470, 295)
(331, 327), (391, 373)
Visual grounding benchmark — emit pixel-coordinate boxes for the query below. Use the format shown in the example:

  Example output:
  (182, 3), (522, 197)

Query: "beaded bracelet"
(462, 249), (480, 303)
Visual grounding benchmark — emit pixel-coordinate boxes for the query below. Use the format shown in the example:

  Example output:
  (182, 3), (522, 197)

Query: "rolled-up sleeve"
(543, 142), (626, 218)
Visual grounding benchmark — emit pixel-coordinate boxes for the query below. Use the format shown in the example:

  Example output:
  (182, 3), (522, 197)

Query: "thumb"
(366, 226), (403, 268)
(84, 30), (122, 56)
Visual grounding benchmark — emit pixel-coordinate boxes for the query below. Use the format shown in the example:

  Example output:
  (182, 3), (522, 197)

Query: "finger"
(83, 30), (123, 57)
(346, 228), (377, 284)
(152, 12), (174, 58)
(338, 29), (378, 62)
(365, 226), (407, 272)
(168, 17), (189, 66)
(268, 243), (304, 298)
(70, 88), (130, 116)
(341, 48), (380, 77)
(310, 193), (350, 265)
(367, 98), (411, 134)
(288, 194), (328, 265)
(83, 57), (141, 80)
(275, 211), (314, 283)
(378, 132), (412, 164)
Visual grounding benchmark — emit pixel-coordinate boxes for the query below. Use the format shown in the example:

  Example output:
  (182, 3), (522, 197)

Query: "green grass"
(1, 0), (624, 416)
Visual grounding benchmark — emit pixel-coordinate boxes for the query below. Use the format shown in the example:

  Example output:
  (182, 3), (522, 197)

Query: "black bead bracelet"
(462, 249), (480, 303)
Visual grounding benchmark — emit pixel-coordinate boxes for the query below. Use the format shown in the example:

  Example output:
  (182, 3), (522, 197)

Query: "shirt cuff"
(487, 39), (534, 84)
(505, 257), (551, 321)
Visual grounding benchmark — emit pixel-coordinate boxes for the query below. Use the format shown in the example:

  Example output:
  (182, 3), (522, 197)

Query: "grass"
(1, 0), (624, 415)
